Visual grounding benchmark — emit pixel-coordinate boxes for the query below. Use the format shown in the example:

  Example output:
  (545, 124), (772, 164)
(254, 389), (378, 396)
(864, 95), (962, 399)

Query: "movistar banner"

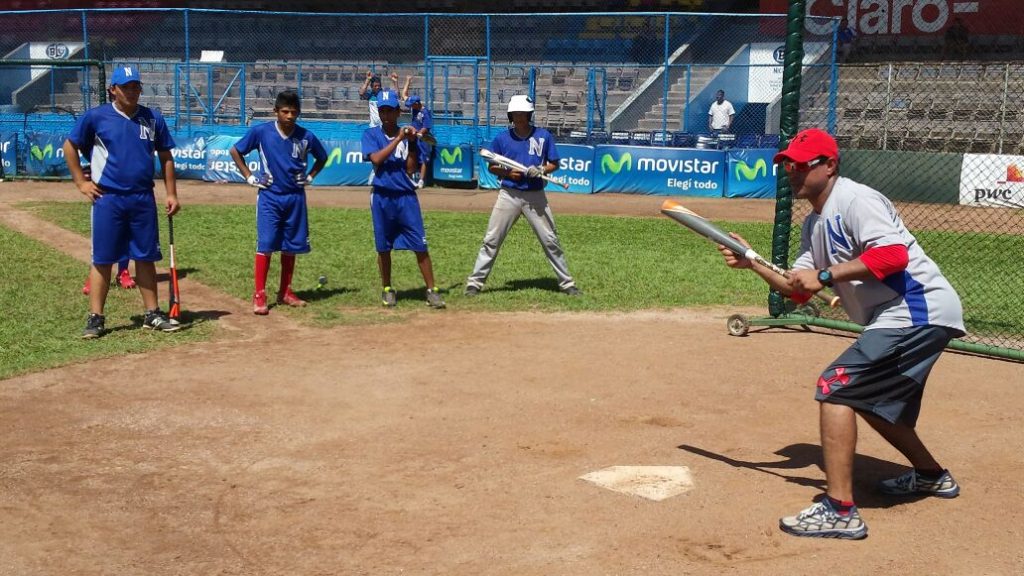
(159, 134), (208, 180)
(592, 145), (725, 196)
(24, 132), (70, 177)
(203, 134), (261, 183)
(478, 144), (595, 194)
(316, 138), (370, 186)
(725, 148), (778, 198)
(433, 144), (473, 182)
(1, 132), (15, 178)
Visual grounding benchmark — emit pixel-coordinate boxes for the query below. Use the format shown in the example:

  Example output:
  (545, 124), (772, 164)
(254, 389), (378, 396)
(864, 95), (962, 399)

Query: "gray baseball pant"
(466, 187), (576, 290)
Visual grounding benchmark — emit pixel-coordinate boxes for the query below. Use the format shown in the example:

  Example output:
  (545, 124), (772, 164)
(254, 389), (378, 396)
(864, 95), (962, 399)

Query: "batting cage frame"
(742, 0), (1024, 362)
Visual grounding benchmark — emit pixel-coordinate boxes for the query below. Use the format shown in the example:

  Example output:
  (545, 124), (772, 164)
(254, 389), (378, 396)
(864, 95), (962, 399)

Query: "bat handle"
(815, 291), (841, 307)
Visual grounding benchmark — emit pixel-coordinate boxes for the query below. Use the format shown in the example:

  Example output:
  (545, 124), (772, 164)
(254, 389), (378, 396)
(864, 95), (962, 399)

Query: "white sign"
(959, 154), (1024, 208)
(747, 42), (828, 103)
(27, 42), (85, 80)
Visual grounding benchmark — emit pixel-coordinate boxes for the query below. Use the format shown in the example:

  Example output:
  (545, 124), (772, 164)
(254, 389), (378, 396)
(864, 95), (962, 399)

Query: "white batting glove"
(295, 173), (314, 187)
(526, 165), (545, 179)
(246, 173), (272, 189)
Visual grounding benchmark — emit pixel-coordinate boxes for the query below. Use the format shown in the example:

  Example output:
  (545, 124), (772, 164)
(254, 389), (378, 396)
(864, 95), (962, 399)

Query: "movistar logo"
(601, 152), (631, 174)
(734, 159), (767, 181)
(325, 147), (363, 167)
(439, 147), (462, 165)
(31, 143), (54, 161)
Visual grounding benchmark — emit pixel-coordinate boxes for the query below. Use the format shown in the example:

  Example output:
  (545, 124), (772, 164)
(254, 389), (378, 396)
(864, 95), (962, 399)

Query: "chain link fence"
(781, 15), (1024, 358)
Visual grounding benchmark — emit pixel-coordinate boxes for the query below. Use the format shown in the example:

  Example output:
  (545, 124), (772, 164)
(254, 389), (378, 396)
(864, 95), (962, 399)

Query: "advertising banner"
(433, 144), (473, 182)
(725, 148), (778, 198)
(747, 42), (828, 103)
(1, 132), (15, 178)
(592, 145), (725, 196)
(203, 134), (261, 183)
(759, 0), (1012, 36)
(158, 134), (208, 180)
(958, 154), (1024, 208)
(316, 139), (370, 186)
(24, 132), (70, 177)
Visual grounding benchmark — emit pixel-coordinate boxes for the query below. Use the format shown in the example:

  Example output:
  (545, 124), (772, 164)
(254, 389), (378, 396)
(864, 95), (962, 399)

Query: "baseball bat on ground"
(479, 148), (570, 190)
(659, 199), (840, 308)
(167, 215), (182, 319)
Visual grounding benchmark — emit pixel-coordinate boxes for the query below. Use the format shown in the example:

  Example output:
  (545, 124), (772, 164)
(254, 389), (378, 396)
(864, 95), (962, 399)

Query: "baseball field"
(1, 181), (1022, 575)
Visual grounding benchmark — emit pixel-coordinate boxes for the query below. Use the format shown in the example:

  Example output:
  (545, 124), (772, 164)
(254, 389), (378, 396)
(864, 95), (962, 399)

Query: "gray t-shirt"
(792, 177), (965, 333)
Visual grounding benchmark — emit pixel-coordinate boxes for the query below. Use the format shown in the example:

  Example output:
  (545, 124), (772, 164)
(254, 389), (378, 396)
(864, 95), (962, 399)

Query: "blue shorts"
(256, 191), (310, 254)
(91, 191), (161, 265)
(815, 325), (961, 427)
(370, 189), (428, 253)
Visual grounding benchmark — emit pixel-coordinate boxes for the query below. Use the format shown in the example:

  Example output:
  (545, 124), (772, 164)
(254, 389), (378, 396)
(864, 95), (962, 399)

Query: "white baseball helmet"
(507, 94), (535, 113)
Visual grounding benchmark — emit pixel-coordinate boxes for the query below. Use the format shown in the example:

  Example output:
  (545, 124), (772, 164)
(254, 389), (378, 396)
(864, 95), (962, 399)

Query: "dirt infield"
(2, 181), (1023, 575)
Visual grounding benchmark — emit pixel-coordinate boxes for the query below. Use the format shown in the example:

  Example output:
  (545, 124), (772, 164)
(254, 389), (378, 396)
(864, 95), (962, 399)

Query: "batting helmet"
(507, 94), (535, 123)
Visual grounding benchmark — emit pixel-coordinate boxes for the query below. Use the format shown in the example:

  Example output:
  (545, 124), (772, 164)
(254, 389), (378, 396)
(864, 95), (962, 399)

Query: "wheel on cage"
(727, 314), (750, 337)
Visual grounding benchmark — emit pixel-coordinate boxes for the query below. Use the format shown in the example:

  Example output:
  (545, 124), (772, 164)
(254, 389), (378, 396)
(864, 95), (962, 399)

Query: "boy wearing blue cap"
(401, 75), (433, 189)
(361, 90), (445, 309)
(63, 63), (181, 338)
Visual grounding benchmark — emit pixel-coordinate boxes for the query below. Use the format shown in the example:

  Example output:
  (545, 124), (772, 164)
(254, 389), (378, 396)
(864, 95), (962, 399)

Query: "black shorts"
(815, 325), (961, 427)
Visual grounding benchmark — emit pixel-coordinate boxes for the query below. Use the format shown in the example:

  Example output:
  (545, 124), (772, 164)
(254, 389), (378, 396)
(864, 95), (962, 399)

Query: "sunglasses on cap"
(782, 156), (829, 173)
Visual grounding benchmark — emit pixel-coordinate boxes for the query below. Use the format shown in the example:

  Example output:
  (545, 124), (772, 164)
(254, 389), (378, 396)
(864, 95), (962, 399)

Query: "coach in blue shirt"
(64, 63), (181, 338)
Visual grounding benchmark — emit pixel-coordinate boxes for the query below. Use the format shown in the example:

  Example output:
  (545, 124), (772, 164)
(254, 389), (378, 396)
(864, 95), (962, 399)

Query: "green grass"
(0, 223), (215, 380)
(24, 202), (773, 321)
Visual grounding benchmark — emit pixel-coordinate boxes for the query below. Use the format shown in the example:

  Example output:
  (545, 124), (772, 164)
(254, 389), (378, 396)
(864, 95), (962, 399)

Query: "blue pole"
(586, 67), (594, 134)
(661, 14), (669, 139)
(485, 14), (491, 139)
(184, 9), (191, 137)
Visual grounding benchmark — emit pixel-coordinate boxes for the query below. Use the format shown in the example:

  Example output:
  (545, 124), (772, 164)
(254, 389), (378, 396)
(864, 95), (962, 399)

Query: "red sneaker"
(277, 288), (307, 307)
(82, 277), (91, 295)
(117, 268), (137, 289)
(253, 290), (269, 315)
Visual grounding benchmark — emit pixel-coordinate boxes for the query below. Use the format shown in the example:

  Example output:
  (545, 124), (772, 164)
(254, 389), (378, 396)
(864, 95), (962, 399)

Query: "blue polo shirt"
(67, 103), (175, 194)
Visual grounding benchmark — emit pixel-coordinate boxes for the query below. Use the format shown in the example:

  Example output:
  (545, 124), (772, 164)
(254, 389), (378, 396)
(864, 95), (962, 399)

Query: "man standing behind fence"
(708, 90), (734, 134)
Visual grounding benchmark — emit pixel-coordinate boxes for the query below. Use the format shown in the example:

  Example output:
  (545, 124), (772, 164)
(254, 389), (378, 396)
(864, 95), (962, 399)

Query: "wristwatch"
(817, 268), (834, 287)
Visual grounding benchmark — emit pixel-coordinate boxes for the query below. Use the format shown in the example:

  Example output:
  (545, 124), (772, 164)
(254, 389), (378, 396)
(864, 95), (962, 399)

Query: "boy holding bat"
(361, 91), (445, 309)
(719, 128), (965, 540)
(464, 95), (580, 297)
(64, 64), (180, 338)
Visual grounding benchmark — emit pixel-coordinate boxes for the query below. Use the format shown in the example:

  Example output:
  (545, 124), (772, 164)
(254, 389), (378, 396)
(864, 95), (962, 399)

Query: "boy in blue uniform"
(361, 91), (445, 309)
(465, 95), (579, 297)
(401, 75), (434, 188)
(230, 91), (328, 315)
(64, 63), (181, 338)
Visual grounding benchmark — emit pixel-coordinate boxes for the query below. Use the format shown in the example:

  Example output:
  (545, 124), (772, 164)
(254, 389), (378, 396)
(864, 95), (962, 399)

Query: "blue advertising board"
(725, 148), (778, 198)
(1, 132), (15, 178)
(478, 144), (595, 194)
(159, 134), (208, 180)
(591, 145), (725, 196)
(433, 144), (473, 182)
(315, 138), (370, 186)
(24, 132), (71, 178)
(203, 134), (261, 183)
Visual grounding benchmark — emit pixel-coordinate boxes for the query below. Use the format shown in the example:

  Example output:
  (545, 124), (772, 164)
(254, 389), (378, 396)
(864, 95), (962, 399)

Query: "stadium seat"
(630, 131), (652, 146)
(671, 132), (696, 148)
(589, 130), (609, 144)
(610, 131), (630, 144)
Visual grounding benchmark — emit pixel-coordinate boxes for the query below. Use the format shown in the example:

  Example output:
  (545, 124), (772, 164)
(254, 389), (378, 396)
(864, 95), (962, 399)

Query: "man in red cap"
(718, 128), (965, 539)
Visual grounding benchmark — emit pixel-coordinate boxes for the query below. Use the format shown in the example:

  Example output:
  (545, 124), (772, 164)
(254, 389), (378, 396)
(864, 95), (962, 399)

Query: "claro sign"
(759, 0), (1012, 35)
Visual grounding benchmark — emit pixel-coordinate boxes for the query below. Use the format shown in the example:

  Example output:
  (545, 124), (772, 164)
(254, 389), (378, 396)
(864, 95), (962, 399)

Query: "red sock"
(827, 495), (855, 515)
(255, 252), (271, 294)
(279, 253), (296, 295)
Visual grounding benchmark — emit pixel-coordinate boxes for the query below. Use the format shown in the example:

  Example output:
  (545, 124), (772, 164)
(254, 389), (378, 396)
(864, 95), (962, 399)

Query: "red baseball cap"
(773, 128), (839, 164)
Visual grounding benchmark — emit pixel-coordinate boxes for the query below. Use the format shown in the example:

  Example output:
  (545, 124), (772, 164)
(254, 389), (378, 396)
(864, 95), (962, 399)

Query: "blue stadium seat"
(671, 132), (696, 148)
(610, 131), (631, 145)
(630, 131), (652, 146)
(567, 130), (589, 144)
(589, 130), (609, 144)
(650, 131), (671, 147)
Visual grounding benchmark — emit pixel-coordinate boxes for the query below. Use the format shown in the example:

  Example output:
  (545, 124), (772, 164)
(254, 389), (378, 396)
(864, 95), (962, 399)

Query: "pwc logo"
(600, 152), (631, 174)
(439, 147), (462, 165)
(734, 159), (767, 181)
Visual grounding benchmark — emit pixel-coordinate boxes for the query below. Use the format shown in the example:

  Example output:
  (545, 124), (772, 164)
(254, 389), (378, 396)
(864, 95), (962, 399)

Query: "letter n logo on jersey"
(528, 137), (544, 158)
(138, 121), (154, 141)
(825, 215), (851, 255)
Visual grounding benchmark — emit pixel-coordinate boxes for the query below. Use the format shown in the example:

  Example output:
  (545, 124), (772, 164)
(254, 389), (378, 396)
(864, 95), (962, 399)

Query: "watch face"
(818, 269), (832, 284)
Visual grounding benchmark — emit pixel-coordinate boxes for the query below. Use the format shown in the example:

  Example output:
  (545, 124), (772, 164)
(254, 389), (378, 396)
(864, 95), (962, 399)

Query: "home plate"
(579, 466), (694, 501)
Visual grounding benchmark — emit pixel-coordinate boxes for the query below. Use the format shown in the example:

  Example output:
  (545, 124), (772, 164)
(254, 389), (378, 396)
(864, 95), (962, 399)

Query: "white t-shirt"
(792, 177), (965, 333)
(708, 100), (735, 130)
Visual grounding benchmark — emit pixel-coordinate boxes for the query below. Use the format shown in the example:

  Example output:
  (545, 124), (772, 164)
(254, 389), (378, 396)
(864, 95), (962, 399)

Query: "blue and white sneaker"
(779, 498), (868, 540)
(878, 469), (960, 498)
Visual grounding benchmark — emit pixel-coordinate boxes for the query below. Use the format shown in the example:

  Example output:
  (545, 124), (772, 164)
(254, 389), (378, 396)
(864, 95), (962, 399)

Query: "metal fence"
(0, 8), (835, 143)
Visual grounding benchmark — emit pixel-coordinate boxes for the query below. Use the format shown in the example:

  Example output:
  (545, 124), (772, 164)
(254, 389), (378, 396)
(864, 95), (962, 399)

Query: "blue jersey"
(411, 108), (432, 132)
(362, 127), (422, 194)
(490, 127), (559, 191)
(233, 122), (327, 195)
(67, 103), (175, 194)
